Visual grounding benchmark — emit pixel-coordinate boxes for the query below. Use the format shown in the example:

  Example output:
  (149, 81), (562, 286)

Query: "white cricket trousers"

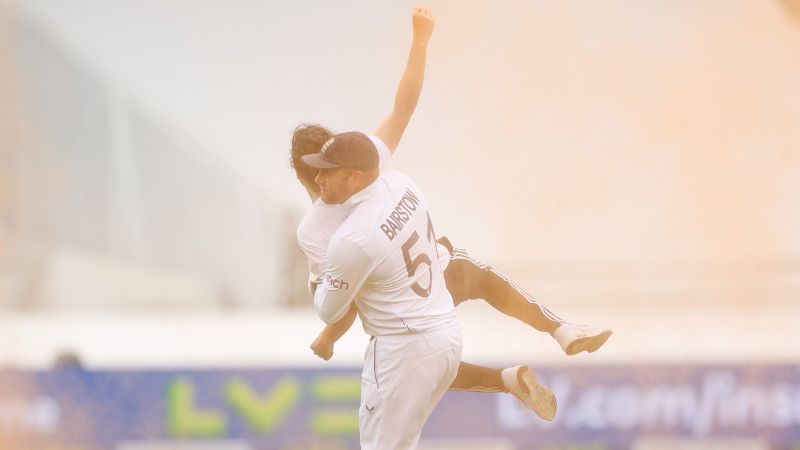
(359, 323), (462, 450)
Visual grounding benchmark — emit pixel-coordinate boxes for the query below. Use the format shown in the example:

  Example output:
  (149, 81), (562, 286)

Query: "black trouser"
(439, 237), (564, 333)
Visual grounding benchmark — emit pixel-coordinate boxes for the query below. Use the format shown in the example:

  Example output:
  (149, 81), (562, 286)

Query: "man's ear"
(351, 170), (365, 185)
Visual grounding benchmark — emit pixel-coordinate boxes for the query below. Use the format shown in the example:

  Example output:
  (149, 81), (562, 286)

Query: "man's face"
(315, 167), (359, 204)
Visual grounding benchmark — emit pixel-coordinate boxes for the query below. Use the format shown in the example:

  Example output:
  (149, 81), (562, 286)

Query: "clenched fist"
(311, 334), (334, 361)
(412, 5), (435, 45)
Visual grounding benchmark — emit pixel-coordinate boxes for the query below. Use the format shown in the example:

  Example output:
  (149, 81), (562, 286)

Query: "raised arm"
(373, 5), (435, 152)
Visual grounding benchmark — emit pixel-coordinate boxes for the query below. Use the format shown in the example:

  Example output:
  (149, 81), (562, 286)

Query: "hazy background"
(0, 0), (798, 367)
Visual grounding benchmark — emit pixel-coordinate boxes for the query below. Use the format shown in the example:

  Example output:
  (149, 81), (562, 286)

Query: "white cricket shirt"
(297, 136), (449, 285)
(297, 136), (391, 282)
(313, 169), (457, 336)
(298, 136), (456, 336)
(297, 200), (347, 281)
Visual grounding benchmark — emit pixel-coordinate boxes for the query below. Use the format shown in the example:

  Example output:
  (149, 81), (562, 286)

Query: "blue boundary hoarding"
(1, 365), (799, 449)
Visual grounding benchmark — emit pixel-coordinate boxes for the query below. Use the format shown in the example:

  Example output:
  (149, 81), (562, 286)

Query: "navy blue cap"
(301, 131), (378, 170)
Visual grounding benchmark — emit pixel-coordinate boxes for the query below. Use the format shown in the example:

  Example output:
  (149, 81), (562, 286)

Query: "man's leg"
(439, 238), (612, 355)
(450, 361), (556, 421)
(445, 250), (563, 333)
(359, 328), (462, 450)
(449, 362), (504, 392)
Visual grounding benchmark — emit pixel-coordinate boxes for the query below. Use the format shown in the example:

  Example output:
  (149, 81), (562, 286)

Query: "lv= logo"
(166, 375), (362, 437)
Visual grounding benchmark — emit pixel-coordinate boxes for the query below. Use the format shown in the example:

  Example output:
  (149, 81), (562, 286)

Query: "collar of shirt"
(341, 177), (381, 211)
(315, 197), (341, 209)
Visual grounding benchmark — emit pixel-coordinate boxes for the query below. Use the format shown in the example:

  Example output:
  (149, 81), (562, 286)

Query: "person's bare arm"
(310, 303), (358, 360)
(373, 5), (435, 152)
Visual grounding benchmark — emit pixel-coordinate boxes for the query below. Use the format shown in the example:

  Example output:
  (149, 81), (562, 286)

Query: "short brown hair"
(290, 124), (333, 188)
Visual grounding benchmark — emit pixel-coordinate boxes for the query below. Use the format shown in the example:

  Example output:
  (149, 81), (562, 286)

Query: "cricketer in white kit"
(303, 131), (461, 450)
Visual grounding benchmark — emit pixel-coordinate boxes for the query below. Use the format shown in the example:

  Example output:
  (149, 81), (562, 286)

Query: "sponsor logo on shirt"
(326, 276), (350, 290)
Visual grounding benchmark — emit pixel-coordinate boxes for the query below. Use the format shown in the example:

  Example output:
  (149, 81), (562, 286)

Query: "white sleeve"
(369, 135), (392, 172)
(313, 237), (373, 324)
(307, 272), (322, 296)
(296, 217), (327, 280)
(297, 224), (325, 296)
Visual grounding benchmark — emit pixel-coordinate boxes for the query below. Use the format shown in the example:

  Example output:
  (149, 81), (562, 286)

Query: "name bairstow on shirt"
(379, 188), (421, 241)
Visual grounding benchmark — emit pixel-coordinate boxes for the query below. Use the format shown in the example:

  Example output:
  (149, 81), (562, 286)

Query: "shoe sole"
(517, 366), (557, 421)
(565, 330), (613, 356)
